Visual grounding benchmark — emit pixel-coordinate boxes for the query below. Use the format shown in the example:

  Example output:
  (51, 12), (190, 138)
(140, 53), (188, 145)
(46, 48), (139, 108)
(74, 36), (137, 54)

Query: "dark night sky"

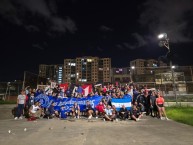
(0, 0), (193, 81)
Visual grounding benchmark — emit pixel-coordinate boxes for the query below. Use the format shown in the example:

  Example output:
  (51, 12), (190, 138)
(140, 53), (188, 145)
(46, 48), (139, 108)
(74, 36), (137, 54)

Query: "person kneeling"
(28, 102), (41, 120)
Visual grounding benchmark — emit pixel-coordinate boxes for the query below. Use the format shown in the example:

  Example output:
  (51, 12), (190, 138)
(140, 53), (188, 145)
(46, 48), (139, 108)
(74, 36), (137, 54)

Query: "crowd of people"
(13, 83), (169, 122)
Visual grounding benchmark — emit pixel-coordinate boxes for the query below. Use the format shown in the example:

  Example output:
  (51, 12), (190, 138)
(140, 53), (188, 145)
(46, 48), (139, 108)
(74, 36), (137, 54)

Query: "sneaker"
(165, 117), (169, 120)
(77, 116), (80, 119)
(161, 117), (164, 120)
(136, 118), (139, 121)
(14, 117), (18, 120)
(96, 116), (98, 119)
(19, 116), (23, 120)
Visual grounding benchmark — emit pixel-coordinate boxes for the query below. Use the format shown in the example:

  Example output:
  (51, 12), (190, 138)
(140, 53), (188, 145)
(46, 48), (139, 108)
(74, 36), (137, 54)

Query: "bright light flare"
(158, 33), (167, 39)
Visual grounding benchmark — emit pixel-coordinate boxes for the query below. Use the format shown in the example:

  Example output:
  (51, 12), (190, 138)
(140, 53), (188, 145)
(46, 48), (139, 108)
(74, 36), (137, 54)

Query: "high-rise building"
(39, 64), (63, 84)
(64, 56), (111, 83)
(56, 65), (64, 84)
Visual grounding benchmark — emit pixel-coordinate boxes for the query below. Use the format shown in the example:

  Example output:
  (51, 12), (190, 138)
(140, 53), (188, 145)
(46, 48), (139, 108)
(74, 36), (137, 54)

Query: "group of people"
(13, 83), (169, 121)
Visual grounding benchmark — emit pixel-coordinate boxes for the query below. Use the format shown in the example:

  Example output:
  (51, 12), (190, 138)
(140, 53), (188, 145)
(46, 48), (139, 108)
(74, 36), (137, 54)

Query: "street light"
(158, 33), (177, 104)
(130, 66), (135, 82)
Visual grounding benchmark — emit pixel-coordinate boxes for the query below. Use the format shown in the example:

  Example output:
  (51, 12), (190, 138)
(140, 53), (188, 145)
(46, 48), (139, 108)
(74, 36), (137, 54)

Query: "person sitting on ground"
(86, 101), (94, 119)
(48, 102), (59, 118)
(71, 102), (80, 119)
(59, 105), (68, 120)
(111, 105), (118, 121)
(130, 104), (142, 121)
(104, 105), (113, 121)
(119, 105), (129, 120)
(95, 101), (105, 119)
(155, 91), (169, 120)
(29, 101), (42, 120)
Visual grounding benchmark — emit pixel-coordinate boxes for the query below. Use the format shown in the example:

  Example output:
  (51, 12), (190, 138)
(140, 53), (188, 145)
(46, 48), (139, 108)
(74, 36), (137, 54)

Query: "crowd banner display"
(35, 94), (102, 112)
(35, 94), (132, 112)
(111, 98), (132, 111)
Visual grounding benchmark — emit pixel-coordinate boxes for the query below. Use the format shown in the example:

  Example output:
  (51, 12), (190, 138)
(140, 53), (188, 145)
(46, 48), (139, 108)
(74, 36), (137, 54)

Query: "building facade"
(64, 56), (111, 84)
(130, 59), (168, 75)
(39, 64), (64, 84)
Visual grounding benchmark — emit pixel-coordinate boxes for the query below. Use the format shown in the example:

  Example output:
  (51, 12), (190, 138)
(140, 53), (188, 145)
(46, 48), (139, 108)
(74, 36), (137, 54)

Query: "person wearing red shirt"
(156, 92), (169, 120)
(95, 101), (105, 119)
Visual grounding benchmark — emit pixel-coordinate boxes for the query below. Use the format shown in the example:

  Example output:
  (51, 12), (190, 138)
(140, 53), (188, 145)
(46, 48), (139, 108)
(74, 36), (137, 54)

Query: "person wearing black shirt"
(130, 105), (142, 121)
(119, 105), (129, 120)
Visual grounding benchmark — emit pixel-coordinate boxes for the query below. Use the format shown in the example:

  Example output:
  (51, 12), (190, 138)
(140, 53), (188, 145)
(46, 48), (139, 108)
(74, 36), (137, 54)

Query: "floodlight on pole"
(157, 33), (177, 104)
(130, 66), (135, 82)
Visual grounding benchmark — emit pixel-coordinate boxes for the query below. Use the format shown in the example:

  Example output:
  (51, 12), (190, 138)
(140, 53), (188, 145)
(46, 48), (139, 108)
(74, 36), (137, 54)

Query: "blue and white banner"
(35, 94), (102, 112)
(111, 98), (132, 111)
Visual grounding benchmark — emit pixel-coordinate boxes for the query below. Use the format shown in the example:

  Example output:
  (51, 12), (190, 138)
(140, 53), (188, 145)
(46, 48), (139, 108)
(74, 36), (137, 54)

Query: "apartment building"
(130, 59), (168, 75)
(39, 64), (63, 84)
(64, 56), (111, 83)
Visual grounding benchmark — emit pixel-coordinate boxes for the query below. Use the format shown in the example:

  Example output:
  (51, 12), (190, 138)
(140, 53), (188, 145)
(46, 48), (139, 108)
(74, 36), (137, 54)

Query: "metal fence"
(1, 66), (193, 102)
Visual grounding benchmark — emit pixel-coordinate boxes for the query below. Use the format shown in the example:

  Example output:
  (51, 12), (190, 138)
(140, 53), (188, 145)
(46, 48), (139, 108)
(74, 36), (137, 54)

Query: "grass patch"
(166, 106), (193, 126)
(0, 100), (16, 104)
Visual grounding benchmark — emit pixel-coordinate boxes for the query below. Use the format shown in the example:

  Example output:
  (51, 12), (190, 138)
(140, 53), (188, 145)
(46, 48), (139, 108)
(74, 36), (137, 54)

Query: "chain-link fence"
(112, 66), (193, 102)
(0, 81), (23, 100)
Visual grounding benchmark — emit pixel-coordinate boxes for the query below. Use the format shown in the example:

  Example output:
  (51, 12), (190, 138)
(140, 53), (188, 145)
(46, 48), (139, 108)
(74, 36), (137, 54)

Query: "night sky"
(0, 0), (193, 82)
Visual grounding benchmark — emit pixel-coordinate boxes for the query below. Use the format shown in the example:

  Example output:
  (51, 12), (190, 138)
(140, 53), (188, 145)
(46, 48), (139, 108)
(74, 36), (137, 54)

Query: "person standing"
(15, 89), (26, 120)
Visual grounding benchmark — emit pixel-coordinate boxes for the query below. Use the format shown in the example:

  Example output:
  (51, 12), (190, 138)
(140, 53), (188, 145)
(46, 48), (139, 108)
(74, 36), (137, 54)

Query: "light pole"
(130, 66), (135, 83)
(158, 33), (177, 104)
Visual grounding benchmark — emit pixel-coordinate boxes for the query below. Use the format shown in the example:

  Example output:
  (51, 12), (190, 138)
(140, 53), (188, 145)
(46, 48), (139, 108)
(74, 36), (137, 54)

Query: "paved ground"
(0, 105), (193, 145)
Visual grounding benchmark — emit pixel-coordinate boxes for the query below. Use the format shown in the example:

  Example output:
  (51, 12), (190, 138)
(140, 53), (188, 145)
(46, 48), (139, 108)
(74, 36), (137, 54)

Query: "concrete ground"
(0, 105), (193, 145)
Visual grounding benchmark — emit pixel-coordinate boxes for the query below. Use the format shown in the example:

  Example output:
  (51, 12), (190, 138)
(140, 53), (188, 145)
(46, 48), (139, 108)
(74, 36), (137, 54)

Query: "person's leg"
(77, 110), (81, 118)
(161, 107), (168, 120)
(17, 104), (22, 118)
(35, 110), (41, 118)
(111, 114), (116, 120)
(88, 110), (93, 117)
(123, 112), (128, 120)
(95, 110), (98, 118)
(104, 114), (111, 121)
(157, 107), (162, 119)
(138, 114), (142, 119)
(131, 115), (137, 121)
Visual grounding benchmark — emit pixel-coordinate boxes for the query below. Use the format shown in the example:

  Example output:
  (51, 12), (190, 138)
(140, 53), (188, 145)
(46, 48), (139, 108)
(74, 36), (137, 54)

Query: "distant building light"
(68, 63), (76, 66)
(131, 66), (135, 69)
(87, 59), (93, 62)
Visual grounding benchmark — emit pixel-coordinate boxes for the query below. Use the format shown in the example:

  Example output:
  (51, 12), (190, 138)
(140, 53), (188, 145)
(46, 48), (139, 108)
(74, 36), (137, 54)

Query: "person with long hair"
(155, 91), (169, 120)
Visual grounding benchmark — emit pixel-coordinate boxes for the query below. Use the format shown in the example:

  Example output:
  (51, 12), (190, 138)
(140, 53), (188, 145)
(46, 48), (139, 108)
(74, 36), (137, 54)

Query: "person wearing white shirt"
(14, 89), (26, 120)
(29, 102), (42, 118)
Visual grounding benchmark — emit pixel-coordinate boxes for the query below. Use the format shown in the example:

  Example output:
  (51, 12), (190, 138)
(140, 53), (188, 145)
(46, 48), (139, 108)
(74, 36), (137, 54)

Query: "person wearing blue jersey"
(59, 105), (67, 119)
